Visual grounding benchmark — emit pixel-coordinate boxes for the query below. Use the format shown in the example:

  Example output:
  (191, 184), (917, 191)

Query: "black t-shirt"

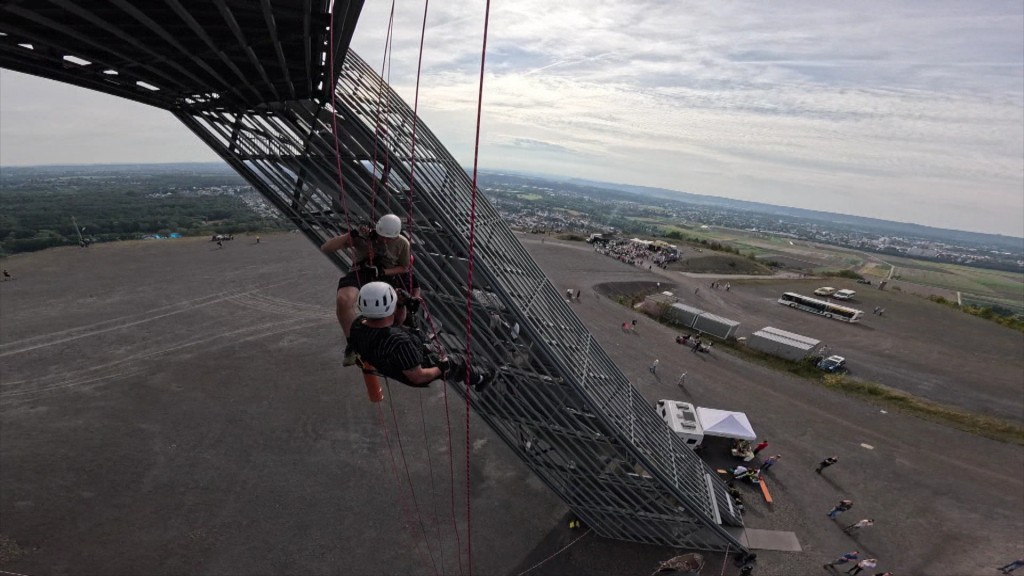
(350, 317), (424, 383)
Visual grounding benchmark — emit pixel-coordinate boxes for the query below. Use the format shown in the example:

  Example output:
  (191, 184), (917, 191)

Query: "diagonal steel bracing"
(0, 0), (747, 553)
(174, 52), (747, 553)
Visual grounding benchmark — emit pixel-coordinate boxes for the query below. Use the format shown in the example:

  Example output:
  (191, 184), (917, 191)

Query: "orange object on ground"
(361, 364), (383, 403)
(759, 477), (773, 504)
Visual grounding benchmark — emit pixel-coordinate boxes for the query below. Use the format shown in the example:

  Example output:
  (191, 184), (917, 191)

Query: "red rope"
(386, 382), (440, 575)
(463, 2), (492, 573)
(368, 2), (398, 220)
(328, 7), (353, 235)
(330, 7), (438, 572)
(375, 394), (435, 571)
(403, 2), (466, 575)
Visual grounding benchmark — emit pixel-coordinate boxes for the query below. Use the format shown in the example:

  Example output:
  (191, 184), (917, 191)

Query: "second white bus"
(778, 292), (864, 323)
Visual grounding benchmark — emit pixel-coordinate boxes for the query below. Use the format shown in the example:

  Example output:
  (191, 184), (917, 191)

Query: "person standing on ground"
(1000, 558), (1024, 574)
(827, 499), (853, 519)
(816, 456), (839, 473)
(842, 518), (874, 533)
(846, 558), (877, 575)
(753, 439), (769, 455)
(677, 372), (687, 387)
(760, 454), (781, 473)
(256, 235), (261, 244)
(824, 551), (859, 570)
(725, 282), (731, 291)
(649, 359), (659, 375)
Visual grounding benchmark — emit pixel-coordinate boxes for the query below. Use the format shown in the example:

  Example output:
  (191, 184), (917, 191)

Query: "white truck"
(656, 399), (757, 450)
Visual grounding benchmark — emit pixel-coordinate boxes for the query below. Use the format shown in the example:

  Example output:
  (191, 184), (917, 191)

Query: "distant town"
(480, 171), (1024, 273)
(1, 163), (1021, 273)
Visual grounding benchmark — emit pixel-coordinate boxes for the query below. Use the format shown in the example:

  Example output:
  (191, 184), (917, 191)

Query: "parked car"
(817, 355), (848, 373)
(834, 289), (857, 300)
(814, 286), (836, 296)
(856, 278), (872, 285)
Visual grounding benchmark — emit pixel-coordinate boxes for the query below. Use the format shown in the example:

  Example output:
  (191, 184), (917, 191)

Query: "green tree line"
(0, 188), (289, 255)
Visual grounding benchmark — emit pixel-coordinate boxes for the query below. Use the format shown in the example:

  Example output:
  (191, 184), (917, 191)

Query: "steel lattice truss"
(0, 1), (746, 553)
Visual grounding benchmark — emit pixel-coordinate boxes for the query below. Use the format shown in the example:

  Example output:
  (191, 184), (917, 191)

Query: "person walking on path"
(677, 372), (687, 387)
(842, 518), (874, 533)
(649, 359), (659, 375)
(753, 440), (769, 455)
(846, 558), (877, 575)
(1000, 558), (1024, 574)
(827, 499), (853, 519)
(816, 456), (839, 473)
(823, 551), (858, 570)
(760, 454), (781, 473)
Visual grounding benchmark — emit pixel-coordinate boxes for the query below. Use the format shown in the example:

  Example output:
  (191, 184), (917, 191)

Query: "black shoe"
(470, 368), (496, 393)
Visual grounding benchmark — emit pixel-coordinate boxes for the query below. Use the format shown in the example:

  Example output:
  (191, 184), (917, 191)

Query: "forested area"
(0, 164), (291, 255)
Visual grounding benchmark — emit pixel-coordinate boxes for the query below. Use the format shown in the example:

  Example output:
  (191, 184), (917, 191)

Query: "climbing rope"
(328, 4), (444, 574)
(375, 393), (438, 574)
(462, 2), (493, 574)
(515, 529), (592, 576)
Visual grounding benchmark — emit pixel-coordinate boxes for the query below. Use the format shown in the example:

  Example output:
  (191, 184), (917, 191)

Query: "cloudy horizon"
(2, 1), (1022, 237)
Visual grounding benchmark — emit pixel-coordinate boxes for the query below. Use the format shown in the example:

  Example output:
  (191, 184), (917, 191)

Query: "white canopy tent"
(695, 407), (757, 440)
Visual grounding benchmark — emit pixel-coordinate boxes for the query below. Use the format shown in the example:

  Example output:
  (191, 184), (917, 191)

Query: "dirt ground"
(1, 232), (1022, 575)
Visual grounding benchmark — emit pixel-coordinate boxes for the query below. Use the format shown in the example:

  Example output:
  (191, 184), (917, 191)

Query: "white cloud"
(349, 0), (1024, 235)
(1, 1), (1021, 236)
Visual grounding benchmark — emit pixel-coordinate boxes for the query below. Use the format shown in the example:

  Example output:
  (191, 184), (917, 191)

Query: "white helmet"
(375, 214), (402, 238)
(358, 281), (398, 319)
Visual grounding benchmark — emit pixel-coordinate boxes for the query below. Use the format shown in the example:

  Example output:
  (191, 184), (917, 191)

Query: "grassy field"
(886, 254), (1023, 301)
(621, 219), (1022, 318)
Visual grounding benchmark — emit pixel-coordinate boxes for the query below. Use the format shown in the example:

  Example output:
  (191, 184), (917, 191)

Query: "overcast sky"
(2, 1), (1022, 237)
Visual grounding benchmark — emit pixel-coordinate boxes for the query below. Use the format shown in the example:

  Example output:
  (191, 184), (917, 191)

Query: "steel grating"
(0, 1), (747, 554)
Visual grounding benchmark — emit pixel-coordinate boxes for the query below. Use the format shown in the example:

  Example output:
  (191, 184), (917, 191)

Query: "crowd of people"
(594, 239), (680, 269)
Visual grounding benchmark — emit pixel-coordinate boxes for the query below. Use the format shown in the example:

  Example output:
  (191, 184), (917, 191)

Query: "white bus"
(778, 292), (864, 323)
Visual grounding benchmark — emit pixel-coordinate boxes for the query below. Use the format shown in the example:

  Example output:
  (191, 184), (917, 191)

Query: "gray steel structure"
(0, 1), (746, 552)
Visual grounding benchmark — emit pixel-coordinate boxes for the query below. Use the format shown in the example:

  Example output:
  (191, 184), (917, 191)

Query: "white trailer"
(656, 399), (757, 449)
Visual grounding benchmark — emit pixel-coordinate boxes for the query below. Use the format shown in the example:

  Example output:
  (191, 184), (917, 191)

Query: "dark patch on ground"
(593, 280), (672, 301)
(668, 253), (773, 275)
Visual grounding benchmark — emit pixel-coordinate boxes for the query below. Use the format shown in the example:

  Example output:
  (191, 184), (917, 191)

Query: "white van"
(834, 289), (856, 300)
(657, 399), (757, 450)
